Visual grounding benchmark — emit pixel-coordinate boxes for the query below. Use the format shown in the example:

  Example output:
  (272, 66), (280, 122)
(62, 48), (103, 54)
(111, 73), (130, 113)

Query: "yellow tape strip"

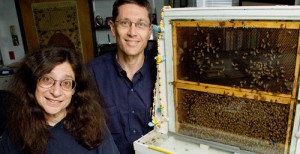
(148, 145), (173, 154)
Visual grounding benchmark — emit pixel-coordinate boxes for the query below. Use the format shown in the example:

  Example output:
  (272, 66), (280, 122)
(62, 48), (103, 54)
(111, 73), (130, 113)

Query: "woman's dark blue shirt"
(0, 121), (119, 154)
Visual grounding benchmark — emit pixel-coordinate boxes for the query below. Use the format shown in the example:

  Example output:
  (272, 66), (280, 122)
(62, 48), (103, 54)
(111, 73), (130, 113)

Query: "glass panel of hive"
(173, 21), (299, 95)
(176, 89), (292, 154)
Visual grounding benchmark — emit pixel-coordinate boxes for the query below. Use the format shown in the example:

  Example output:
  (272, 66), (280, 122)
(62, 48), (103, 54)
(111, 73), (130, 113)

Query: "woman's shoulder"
(0, 131), (22, 154)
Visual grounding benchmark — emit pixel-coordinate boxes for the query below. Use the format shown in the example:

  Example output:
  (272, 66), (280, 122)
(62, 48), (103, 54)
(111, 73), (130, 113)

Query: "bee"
(277, 44), (282, 48)
(232, 62), (238, 67)
(218, 37), (222, 43)
(270, 49), (275, 54)
(206, 34), (210, 41)
(255, 49), (260, 54)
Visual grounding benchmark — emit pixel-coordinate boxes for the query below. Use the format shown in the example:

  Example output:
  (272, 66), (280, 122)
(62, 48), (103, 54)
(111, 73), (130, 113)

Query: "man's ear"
(109, 21), (116, 37)
(147, 26), (153, 40)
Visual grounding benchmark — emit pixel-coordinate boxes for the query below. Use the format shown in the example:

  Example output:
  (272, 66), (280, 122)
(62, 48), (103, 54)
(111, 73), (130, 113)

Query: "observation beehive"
(134, 6), (300, 154)
(172, 20), (300, 154)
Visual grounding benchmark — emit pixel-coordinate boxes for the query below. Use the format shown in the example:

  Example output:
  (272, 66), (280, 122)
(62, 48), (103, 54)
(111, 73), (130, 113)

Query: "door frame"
(15, 0), (95, 63)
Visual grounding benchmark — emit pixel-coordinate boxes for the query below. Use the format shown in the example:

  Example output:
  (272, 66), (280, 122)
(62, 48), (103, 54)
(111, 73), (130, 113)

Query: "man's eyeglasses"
(115, 20), (151, 29)
(38, 76), (76, 91)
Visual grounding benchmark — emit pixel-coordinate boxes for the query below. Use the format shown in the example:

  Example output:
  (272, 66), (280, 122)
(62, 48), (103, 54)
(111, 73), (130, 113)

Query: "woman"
(0, 46), (119, 154)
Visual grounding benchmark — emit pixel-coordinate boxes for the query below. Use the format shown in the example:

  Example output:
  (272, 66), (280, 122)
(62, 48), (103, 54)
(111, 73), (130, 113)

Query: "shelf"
(95, 25), (110, 30)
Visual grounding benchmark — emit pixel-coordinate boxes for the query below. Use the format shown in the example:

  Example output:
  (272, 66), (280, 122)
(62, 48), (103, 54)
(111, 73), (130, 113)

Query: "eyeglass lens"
(38, 76), (76, 90)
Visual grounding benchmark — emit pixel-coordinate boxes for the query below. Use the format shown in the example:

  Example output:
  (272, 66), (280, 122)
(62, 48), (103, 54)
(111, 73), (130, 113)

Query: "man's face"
(110, 3), (152, 56)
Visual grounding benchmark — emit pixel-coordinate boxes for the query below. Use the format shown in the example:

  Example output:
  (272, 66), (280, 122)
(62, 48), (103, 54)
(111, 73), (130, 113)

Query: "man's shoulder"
(145, 49), (157, 58)
(87, 51), (115, 68)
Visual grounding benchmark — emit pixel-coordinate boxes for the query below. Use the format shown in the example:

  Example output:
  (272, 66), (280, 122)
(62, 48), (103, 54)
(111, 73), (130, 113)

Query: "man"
(87, 0), (157, 154)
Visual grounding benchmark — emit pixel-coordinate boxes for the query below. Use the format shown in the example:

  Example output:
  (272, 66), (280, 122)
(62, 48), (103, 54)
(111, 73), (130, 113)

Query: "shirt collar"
(113, 50), (149, 78)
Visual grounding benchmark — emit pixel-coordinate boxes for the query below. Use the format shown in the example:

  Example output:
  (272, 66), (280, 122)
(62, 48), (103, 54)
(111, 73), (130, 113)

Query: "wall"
(93, 0), (115, 45)
(0, 0), (25, 66)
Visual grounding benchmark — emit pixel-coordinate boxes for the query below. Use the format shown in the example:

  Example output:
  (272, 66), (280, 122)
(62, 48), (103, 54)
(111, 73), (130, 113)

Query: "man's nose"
(127, 23), (138, 36)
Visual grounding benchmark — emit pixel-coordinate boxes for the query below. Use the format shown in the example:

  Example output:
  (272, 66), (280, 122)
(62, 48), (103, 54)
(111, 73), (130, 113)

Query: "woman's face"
(35, 62), (75, 125)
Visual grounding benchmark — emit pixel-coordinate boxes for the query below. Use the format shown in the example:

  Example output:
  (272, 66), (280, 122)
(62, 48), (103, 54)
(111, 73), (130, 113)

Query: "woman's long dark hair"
(7, 46), (107, 154)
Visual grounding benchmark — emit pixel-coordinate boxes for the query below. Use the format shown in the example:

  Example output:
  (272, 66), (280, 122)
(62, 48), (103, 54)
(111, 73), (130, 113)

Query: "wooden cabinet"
(16, 0), (94, 63)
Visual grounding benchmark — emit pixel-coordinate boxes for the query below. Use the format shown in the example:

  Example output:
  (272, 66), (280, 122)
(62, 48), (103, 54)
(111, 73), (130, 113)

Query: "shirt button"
(133, 130), (136, 133)
(131, 110), (135, 114)
(130, 89), (134, 92)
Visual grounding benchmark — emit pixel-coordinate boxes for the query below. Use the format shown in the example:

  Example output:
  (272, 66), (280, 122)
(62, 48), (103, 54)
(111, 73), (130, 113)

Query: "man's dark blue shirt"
(87, 49), (157, 154)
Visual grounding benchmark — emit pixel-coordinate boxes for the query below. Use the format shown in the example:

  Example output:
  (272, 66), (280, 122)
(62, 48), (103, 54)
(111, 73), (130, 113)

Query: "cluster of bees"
(178, 90), (289, 154)
(174, 25), (298, 153)
(178, 27), (298, 94)
(188, 28), (224, 78)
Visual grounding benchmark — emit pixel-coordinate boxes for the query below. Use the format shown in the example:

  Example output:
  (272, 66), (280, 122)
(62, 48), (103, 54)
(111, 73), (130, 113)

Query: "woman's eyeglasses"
(38, 76), (76, 91)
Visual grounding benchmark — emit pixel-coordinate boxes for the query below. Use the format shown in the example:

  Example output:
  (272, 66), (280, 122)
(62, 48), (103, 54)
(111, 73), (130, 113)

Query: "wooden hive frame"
(171, 20), (300, 154)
